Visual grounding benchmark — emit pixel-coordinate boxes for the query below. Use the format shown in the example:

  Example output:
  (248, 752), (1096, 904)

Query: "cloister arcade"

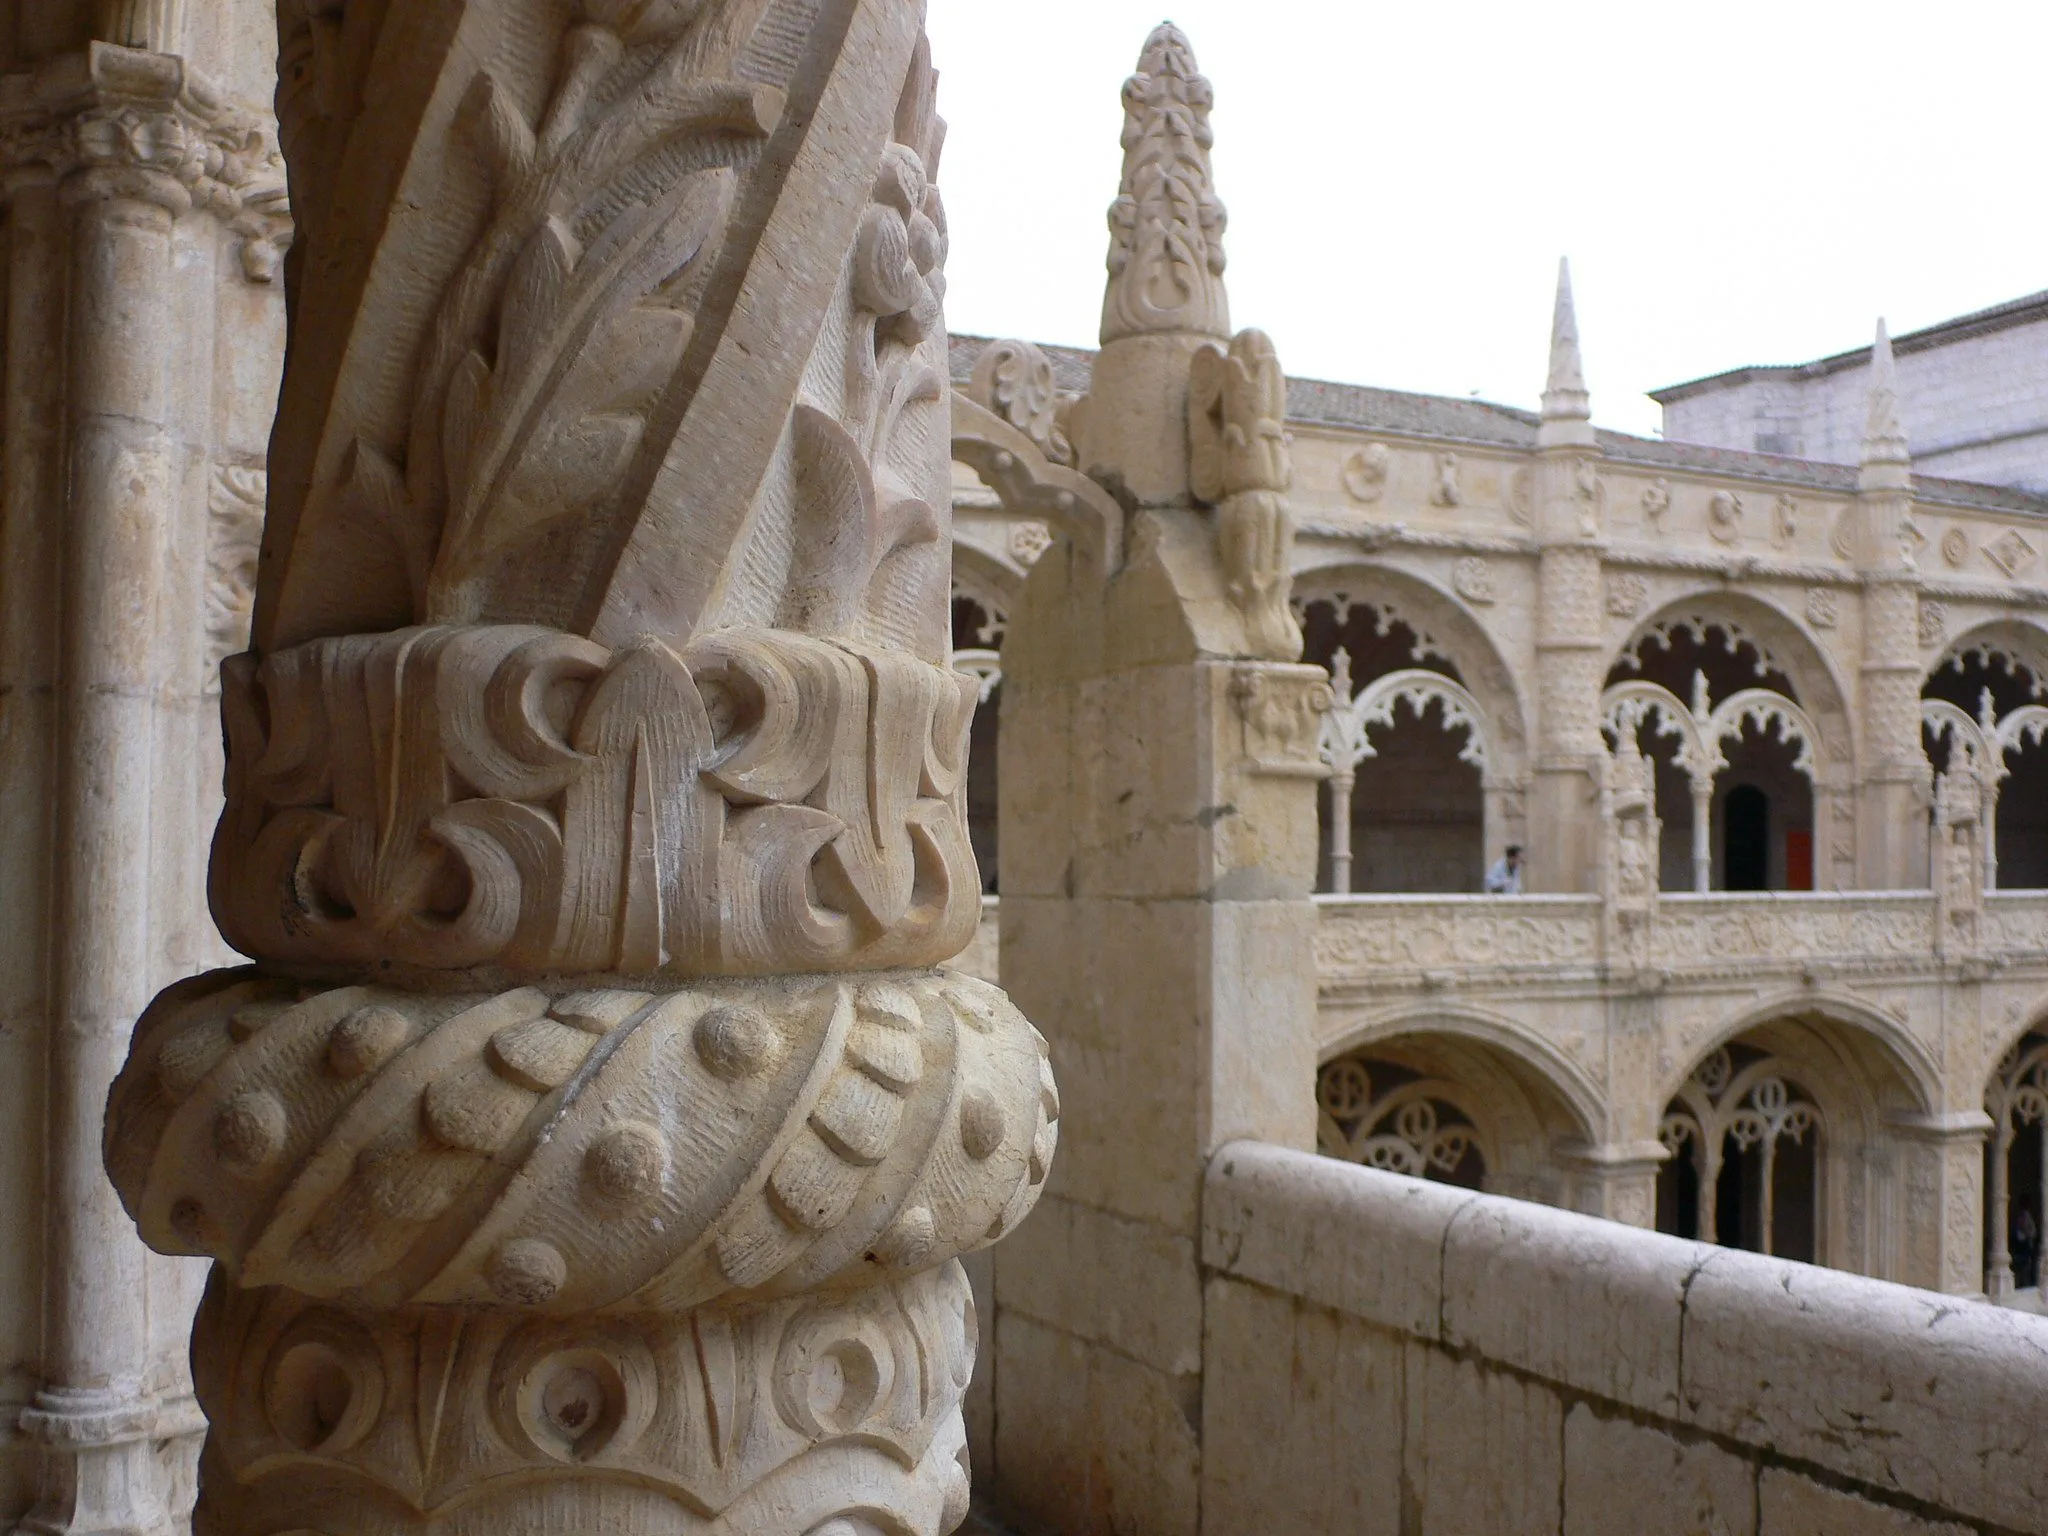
(944, 318), (2048, 1299)
(953, 538), (2048, 1290)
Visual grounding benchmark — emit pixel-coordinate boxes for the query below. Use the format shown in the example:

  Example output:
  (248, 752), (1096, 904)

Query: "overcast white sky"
(926, 1), (2048, 439)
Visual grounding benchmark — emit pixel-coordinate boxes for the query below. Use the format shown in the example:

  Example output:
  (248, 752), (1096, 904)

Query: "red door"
(1785, 829), (1813, 891)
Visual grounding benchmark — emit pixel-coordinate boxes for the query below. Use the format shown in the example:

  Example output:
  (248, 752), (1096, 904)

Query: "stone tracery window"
(1316, 1055), (1488, 1189)
(1984, 1032), (2048, 1299)
(1657, 1044), (1822, 1261)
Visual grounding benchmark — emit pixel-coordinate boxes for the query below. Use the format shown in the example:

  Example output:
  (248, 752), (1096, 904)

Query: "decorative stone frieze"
(104, 4), (1053, 1533)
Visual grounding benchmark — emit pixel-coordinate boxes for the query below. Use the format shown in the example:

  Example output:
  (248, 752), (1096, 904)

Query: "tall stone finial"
(1538, 257), (1595, 449)
(105, 6), (1055, 1535)
(1101, 21), (1230, 343)
(1861, 318), (1912, 491)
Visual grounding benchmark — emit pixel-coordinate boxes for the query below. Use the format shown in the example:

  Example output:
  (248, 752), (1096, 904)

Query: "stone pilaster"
(102, 6), (1052, 1534)
(981, 27), (1319, 1536)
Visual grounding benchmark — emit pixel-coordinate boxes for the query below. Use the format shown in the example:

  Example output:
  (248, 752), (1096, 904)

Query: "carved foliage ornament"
(212, 625), (982, 977)
(1101, 23), (1229, 343)
(263, 0), (955, 664)
(968, 339), (1074, 468)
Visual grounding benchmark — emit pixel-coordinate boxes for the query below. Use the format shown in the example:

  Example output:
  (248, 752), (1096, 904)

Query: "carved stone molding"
(206, 465), (265, 687)
(211, 624), (982, 977)
(109, 969), (1054, 1309)
(0, 42), (291, 277)
(189, 1262), (978, 1536)
(968, 339), (1073, 468)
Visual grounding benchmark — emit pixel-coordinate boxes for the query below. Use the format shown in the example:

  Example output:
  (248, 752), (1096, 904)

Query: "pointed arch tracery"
(1601, 675), (1827, 892)
(1297, 563), (1526, 894)
(1323, 668), (1494, 778)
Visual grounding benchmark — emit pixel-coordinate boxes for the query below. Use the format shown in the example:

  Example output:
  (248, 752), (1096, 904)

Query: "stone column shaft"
(1859, 574), (1927, 890)
(1532, 534), (1604, 894)
(17, 171), (187, 1536)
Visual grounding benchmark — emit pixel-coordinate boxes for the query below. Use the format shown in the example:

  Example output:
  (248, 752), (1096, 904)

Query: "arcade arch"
(1316, 1013), (1601, 1208)
(1924, 623), (2048, 890)
(1296, 565), (1528, 893)
(1656, 1006), (1934, 1277)
(1605, 597), (1852, 892)
(1984, 1029), (2048, 1299)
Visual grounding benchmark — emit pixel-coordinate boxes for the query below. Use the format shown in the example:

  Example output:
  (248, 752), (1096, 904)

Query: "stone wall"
(1658, 299), (2048, 493)
(1196, 1146), (2048, 1536)
(1201, 1141), (2047, 1536)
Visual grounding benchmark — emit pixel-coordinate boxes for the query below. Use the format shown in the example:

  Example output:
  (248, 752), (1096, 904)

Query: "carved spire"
(106, 6), (1055, 1534)
(1861, 317), (1912, 492)
(1100, 22), (1230, 344)
(1538, 257), (1595, 449)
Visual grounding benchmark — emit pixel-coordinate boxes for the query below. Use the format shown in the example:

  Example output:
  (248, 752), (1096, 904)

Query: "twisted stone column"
(103, 4), (1052, 1532)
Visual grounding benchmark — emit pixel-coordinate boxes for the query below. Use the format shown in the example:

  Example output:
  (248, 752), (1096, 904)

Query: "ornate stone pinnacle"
(104, 5), (1054, 1534)
(1100, 21), (1230, 344)
(1539, 256), (1595, 449)
(1862, 318), (1912, 488)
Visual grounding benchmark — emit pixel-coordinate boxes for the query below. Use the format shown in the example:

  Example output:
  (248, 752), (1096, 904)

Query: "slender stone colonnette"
(103, 3), (1054, 1532)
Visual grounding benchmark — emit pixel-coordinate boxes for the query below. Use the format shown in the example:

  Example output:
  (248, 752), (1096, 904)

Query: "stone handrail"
(1203, 1140), (2048, 1534)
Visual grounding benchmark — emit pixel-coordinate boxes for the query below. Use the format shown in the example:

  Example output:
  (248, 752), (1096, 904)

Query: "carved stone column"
(1, 35), (287, 1536)
(1530, 261), (1605, 893)
(982, 27), (1318, 1536)
(104, 6), (1052, 1534)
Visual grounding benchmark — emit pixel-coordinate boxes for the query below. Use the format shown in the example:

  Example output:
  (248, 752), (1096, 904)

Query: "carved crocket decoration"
(106, 4), (1054, 1534)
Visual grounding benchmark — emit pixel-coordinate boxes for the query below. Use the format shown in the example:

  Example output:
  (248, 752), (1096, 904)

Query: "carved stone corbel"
(103, 5), (1053, 1533)
(1191, 328), (1302, 661)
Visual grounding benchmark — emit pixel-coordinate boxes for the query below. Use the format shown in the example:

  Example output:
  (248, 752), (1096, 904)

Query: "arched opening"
(1984, 1031), (2048, 1300)
(1659, 1043), (1821, 1261)
(1316, 1027), (1597, 1208)
(951, 587), (1005, 895)
(1925, 637), (2048, 889)
(1656, 1010), (1932, 1277)
(1303, 597), (1485, 893)
(1607, 615), (1816, 891)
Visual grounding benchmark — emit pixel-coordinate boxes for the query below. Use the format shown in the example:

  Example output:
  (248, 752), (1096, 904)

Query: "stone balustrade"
(1202, 1141), (2048, 1535)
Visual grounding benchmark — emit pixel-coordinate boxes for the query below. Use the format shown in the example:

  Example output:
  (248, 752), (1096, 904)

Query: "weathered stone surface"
(1200, 1278), (1402, 1536)
(96, 2), (1055, 1532)
(1755, 1470), (1971, 1536)
(1203, 1144), (2048, 1535)
(1561, 1407), (1754, 1536)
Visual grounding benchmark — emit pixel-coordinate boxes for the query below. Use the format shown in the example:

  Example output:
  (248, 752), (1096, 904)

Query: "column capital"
(2, 42), (290, 276)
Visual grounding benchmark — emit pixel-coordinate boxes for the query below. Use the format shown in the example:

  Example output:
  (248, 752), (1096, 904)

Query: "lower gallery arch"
(1316, 1017), (1600, 1208)
(1983, 1026), (2048, 1300)
(1656, 1005), (1936, 1280)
